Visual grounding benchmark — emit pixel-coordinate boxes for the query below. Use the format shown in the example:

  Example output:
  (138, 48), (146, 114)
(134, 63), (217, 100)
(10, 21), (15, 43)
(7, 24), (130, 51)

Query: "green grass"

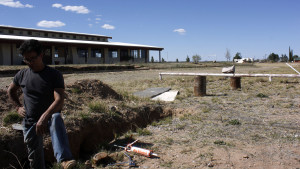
(256, 93), (268, 98)
(228, 119), (241, 125)
(3, 111), (22, 126)
(88, 101), (108, 113)
(213, 140), (226, 145)
(136, 128), (152, 136)
(70, 87), (82, 94)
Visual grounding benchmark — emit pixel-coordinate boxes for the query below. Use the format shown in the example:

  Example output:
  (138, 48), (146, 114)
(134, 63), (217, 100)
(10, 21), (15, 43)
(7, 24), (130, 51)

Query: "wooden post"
(194, 76), (206, 96)
(230, 77), (241, 90)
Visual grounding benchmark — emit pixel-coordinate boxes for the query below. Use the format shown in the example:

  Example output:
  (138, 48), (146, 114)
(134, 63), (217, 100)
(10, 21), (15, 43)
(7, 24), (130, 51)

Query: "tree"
(151, 56), (154, 63)
(233, 52), (242, 60)
(225, 48), (231, 62)
(186, 55), (190, 62)
(162, 58), (165, 62)
(280, 54), (288, 62)
(176, 58), (179, 62)
(268, 53), (279, 62)
(192, 54), (201, 64)
(289, 46), (294, 62)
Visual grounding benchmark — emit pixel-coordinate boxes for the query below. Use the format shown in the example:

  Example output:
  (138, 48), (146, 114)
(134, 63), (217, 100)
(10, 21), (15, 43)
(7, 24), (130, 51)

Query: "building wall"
(1, 43), (11, 65)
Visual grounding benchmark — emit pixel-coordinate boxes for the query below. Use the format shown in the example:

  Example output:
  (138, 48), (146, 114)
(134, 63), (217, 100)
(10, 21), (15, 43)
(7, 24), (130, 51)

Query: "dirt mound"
(0, 89), (13, 113)
(67, 79), (122, 100)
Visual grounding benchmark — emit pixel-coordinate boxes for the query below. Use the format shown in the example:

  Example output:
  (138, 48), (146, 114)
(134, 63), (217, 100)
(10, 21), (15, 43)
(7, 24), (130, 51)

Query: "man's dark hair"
(18, 39), (43, 56)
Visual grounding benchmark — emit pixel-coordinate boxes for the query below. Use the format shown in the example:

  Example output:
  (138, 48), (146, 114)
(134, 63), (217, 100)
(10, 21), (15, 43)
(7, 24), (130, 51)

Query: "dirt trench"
(0, 79), (174, 168)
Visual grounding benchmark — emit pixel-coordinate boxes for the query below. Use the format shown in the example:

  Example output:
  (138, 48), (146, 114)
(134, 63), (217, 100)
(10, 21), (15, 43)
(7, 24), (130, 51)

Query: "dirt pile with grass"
(0, 79), (171, 168)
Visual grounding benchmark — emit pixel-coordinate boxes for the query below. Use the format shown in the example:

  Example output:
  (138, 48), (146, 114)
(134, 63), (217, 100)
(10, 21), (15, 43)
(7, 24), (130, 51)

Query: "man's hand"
(16, 106), (26, 117)
(36, 114), (49, 135)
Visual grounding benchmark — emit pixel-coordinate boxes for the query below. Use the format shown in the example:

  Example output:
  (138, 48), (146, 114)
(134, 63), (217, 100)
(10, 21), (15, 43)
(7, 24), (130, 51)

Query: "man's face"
(23, 51), (43, 69)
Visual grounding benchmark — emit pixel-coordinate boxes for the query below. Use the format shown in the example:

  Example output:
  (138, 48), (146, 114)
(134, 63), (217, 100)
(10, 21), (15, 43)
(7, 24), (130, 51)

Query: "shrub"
(228, 119), (241, 125)
(256, 93), (268, 98)
(88, 102), (108, 113)
(3, 112), (22, 126)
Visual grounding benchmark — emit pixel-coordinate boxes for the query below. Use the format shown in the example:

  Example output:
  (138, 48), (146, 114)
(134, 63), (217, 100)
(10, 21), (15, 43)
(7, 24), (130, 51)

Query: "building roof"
(0, 34), (164, 50)
(0, 25), (112, 39)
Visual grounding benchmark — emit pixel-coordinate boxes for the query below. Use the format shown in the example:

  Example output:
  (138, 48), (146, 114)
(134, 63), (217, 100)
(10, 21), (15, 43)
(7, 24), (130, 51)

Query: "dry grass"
(2, 62), (300, 168)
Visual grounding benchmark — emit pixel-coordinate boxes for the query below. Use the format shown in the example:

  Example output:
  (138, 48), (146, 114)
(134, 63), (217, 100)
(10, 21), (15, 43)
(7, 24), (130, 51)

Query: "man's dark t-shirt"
(13, 66), (64, 126)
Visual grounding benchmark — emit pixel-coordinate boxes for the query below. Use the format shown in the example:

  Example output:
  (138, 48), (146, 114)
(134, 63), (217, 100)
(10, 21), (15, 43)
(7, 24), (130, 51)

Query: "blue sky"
(0, 0), (299, 61)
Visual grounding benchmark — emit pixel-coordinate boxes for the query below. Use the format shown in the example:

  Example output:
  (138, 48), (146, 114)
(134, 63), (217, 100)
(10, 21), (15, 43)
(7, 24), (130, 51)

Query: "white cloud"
(37, 20), (66, 28)
(0, 0), (33, 8)
(173, 28), (186, 35)
(52, 3), (62, 8)
(102, 24), (115, 30)
(52, 3), (90, 14)
(95, 18), (101, 21)
(88, 24), (93, 27)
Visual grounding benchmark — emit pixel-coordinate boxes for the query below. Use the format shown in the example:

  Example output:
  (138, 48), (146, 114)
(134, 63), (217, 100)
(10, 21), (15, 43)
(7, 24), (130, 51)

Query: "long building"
(0, 25), (164, 65)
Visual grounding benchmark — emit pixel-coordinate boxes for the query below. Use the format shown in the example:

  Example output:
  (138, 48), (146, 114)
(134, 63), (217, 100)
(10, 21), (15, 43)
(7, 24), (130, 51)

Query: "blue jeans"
(23, 113), (73, 169)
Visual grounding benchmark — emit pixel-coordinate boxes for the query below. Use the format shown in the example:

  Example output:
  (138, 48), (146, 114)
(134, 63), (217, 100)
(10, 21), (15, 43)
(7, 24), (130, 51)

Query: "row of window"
(54, 48), (145, 59)
(0, 28), (107, 42)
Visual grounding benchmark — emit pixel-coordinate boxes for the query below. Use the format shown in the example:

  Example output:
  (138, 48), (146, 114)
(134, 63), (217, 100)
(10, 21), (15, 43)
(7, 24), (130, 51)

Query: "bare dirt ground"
(1, 62), (300, 169)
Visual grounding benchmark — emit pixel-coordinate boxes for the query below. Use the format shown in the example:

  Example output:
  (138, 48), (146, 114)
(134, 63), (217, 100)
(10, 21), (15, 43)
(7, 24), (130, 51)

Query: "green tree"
(233, 52), (242, 60)
(192, 54), (201, 64)
(280, 54), (288, 62)
(289, 46), (294, 62)
(151, 56), (154, 63)
(186, 55), (190, 62)
(268, 53), (279, 62)
(162, 58), (165, 62)
(176, 58), (179, 62)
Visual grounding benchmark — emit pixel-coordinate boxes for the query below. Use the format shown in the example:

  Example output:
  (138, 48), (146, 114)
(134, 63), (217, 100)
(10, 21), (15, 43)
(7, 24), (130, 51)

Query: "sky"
(0, 0), (299, 62)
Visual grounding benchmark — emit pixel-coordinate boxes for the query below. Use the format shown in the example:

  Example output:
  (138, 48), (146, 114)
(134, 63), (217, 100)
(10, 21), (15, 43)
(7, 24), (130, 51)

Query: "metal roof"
(0, 34), (164, 50)
(0, 25), (112, 39)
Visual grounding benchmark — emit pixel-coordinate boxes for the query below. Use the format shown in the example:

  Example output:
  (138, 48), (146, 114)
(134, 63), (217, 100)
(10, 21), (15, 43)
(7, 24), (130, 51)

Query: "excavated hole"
(0, 79), (174, 168)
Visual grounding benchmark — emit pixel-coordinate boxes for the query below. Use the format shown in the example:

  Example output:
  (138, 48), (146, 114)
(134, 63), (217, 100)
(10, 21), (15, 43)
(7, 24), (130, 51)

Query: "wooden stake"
(230, 77), (241, 90)
(194, 76), (206, 96)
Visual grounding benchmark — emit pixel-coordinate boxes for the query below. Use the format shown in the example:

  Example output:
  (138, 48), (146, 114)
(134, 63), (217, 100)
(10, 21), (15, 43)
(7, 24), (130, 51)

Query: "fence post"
(194, 76), (206, 96)
(230, 77), (241, 90)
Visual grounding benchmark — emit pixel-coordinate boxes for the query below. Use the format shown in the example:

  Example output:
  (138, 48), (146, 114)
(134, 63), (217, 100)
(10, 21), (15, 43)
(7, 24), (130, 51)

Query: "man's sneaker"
(61, 160), (76, 169)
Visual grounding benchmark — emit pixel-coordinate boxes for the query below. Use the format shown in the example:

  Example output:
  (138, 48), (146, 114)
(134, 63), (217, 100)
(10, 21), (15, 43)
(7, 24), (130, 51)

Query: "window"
(131, 50), (138, 58)
(28, 31), (32, 35)
(54, 48), (59, 58)
(97, 37), (100, 41)
(44, 33), (48, 37)
(9, 29), (13, 34)
(85, 36), (89, 40)
(91, 49), (102, 58)
(66, 35), (70, 39)
(77, 48), (88, 58)
(19, 31), (23, 35)
(0, 29), (3, 34)
(109, 50), (118, 58)
(59, 34), (63, 38)
(73, 35), (76, 39)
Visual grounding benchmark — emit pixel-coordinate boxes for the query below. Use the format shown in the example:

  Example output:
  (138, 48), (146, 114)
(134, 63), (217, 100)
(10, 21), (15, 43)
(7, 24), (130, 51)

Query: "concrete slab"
(133, 87), (171, 98)
(151, 90), (178, 102)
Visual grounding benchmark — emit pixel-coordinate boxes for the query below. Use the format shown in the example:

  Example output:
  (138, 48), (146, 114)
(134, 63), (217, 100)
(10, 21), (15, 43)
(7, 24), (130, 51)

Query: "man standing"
(7, 39), (76, 169)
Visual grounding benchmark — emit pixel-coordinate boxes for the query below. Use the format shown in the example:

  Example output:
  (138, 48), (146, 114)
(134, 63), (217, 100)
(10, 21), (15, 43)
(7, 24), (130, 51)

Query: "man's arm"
(36, 88), (65, 135)
(7, 83), (26, 117)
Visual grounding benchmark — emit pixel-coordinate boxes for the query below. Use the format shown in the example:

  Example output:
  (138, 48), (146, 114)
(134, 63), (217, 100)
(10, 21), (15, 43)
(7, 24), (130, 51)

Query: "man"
(7, 39), (76, 169)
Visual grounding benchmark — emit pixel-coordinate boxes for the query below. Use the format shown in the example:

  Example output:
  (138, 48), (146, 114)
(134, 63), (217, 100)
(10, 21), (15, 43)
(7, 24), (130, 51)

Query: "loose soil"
(1, 63), (300, 169)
